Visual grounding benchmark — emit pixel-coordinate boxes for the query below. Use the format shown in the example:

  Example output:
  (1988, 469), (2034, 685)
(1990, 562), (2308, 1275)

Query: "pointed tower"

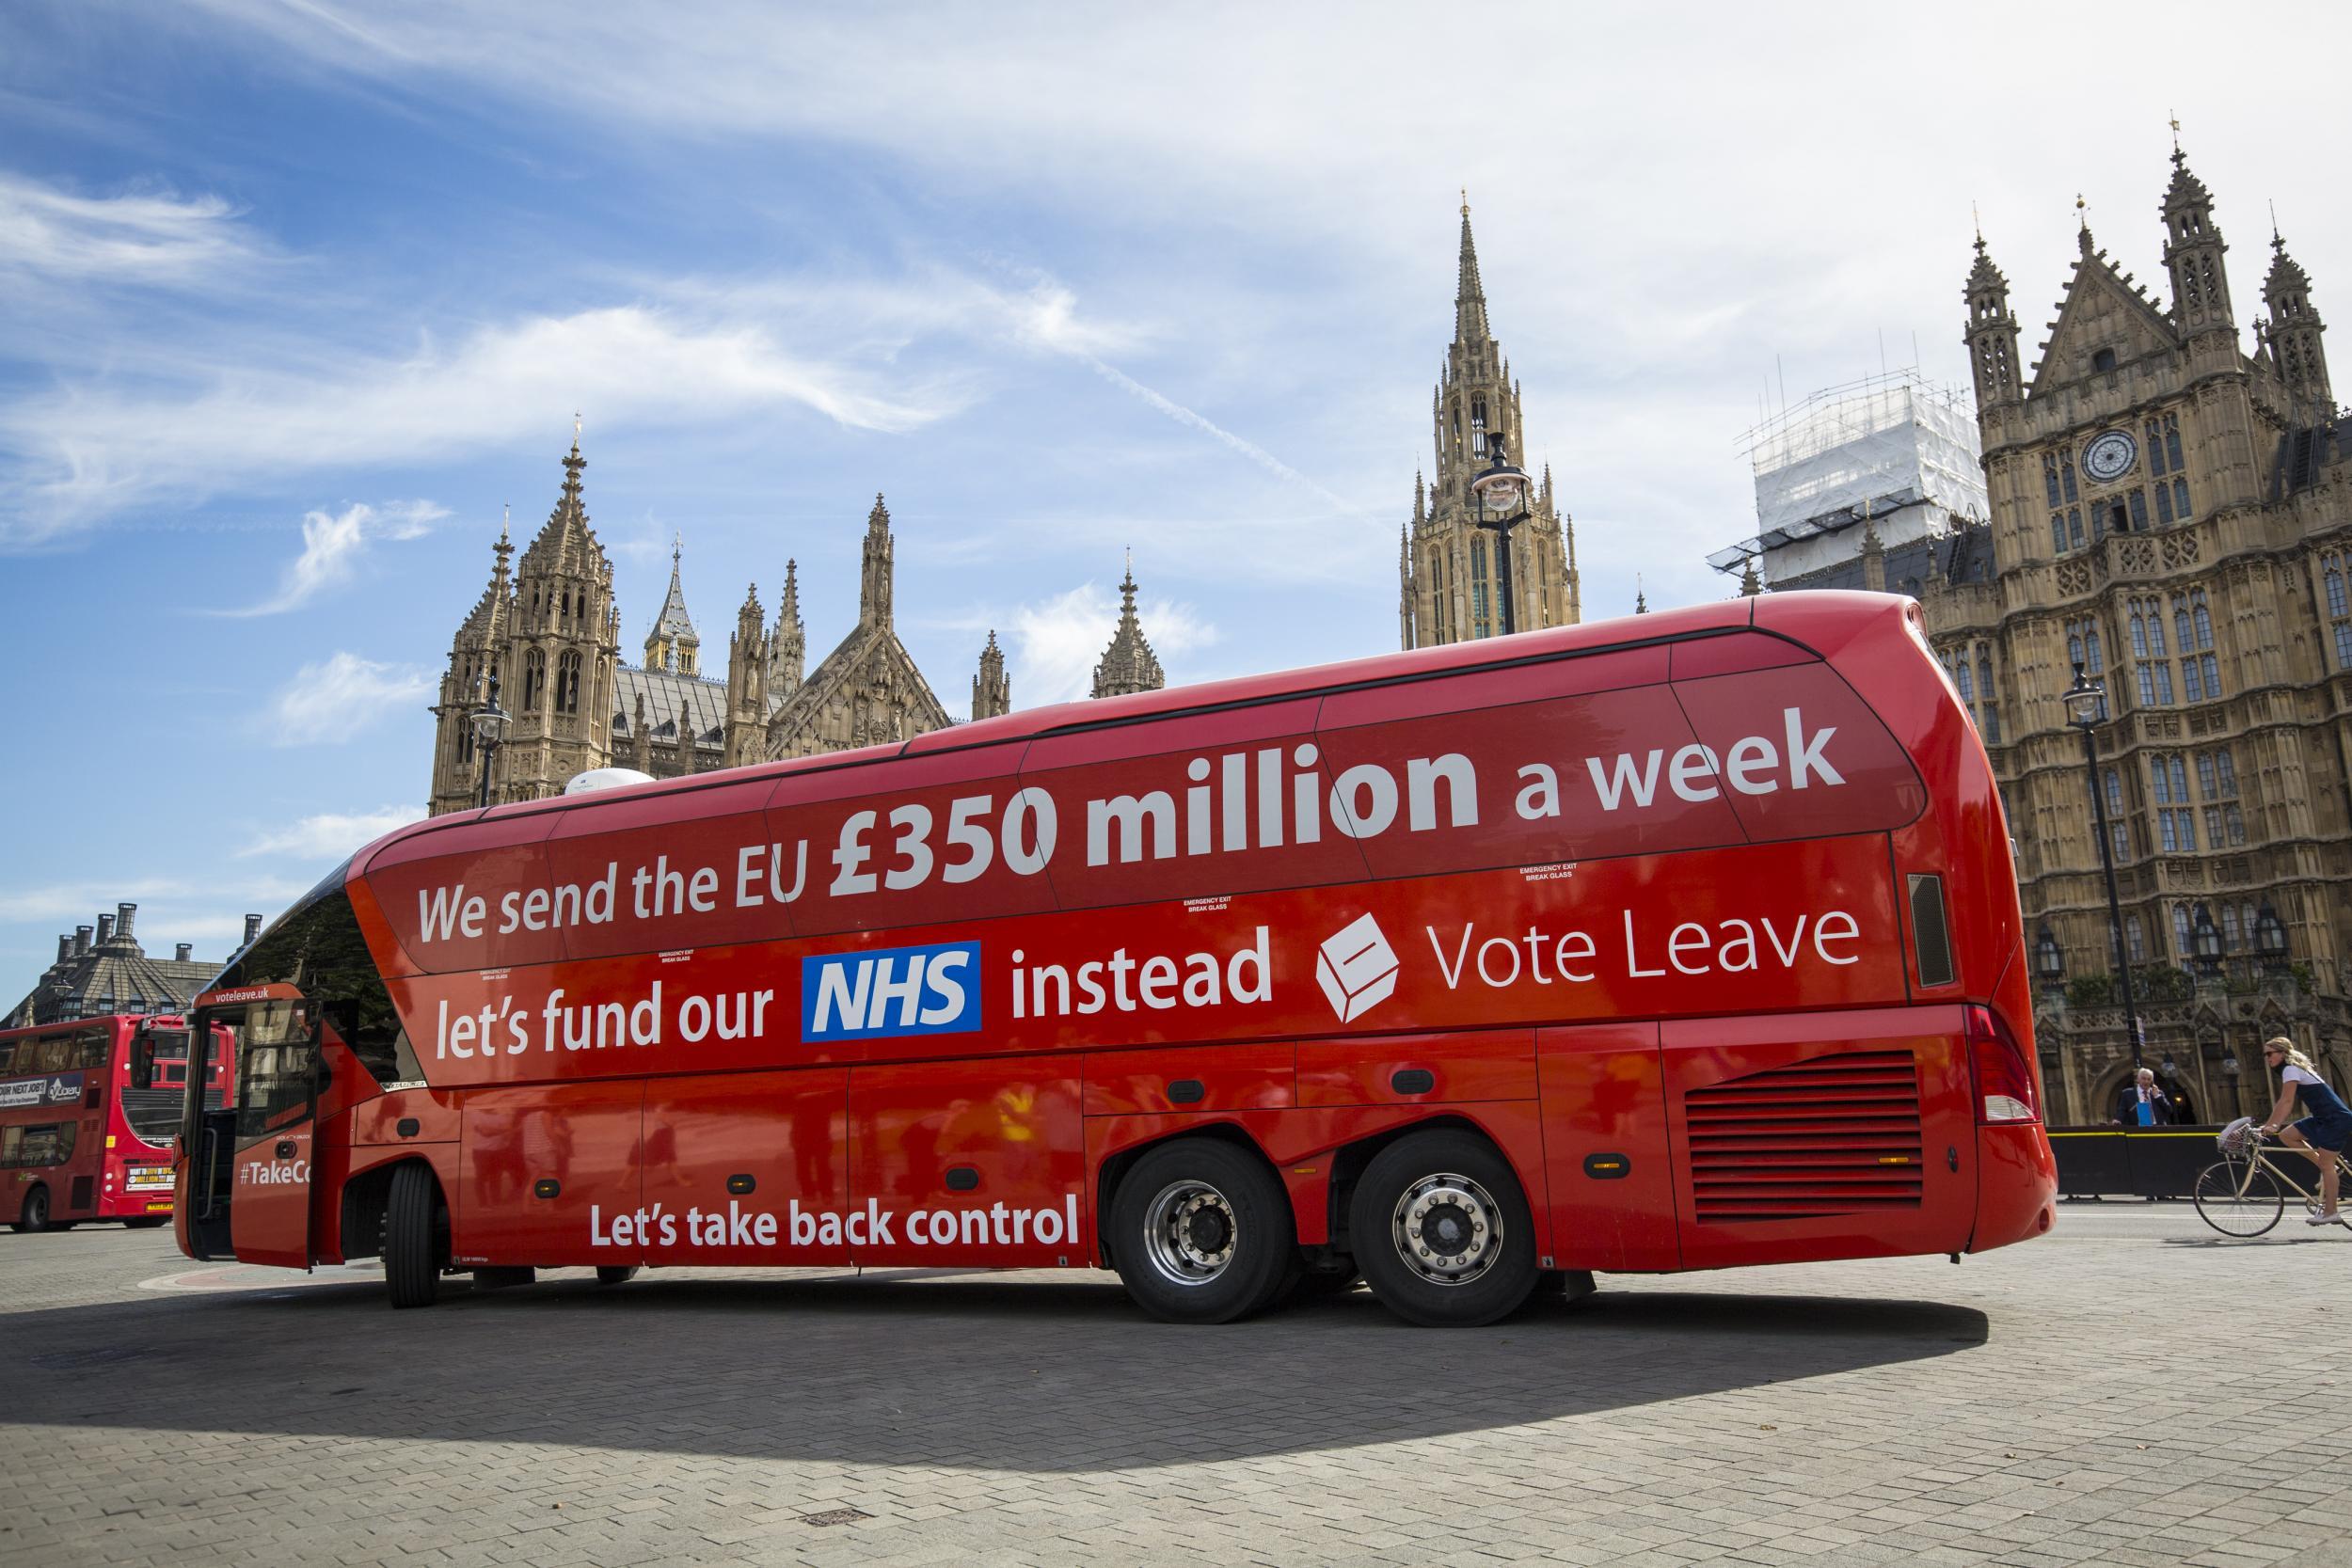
(1738, 558), (1763, 597)
(644, 533), (700, 675)
(723, 581), (767, 768)
(1963, 229), (2023, 411)
(860, 494), (895, 628)
(1404, 197), (1577, 647)
(973, 630), (1010, 721)
(2161, 140), (2234, 346)
(501, 429), (621, 803)
(2265, 225), (2331, 409)
(1091, 558), (1166, 699)
(768, 558), (805, 701)
(427, 516), (516, 815)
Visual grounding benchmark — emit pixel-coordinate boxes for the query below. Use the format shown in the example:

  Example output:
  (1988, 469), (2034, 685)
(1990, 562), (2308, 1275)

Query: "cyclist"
(2256, 1036), (2352, 1227)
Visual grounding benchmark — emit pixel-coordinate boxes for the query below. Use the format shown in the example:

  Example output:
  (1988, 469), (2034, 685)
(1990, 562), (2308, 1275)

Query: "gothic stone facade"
(428, 444), (1168, 814)
(1401, 202), (1580, 649)
(1923, 145), (2351, 1125)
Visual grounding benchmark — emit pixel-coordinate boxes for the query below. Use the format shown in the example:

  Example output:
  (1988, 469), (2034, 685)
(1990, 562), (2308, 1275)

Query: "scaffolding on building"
(1709, 368), (1987, 575)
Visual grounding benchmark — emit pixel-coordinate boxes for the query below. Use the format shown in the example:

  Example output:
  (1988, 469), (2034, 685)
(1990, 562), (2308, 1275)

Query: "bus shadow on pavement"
(3, 1273), (1985, 1471)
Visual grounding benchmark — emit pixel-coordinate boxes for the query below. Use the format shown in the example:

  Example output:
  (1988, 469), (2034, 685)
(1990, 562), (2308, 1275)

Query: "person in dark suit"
(2114, 1069), (2176, 1127)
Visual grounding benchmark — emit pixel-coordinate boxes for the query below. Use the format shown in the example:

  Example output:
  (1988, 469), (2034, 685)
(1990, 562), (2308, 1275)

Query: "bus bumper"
(1967, 1123), (2058, 1254)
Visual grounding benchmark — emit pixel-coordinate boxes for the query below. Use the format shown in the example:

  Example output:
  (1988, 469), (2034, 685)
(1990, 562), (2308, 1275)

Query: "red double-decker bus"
(3, 1014), (224, 1232)
(176, 593), (2056, 1323)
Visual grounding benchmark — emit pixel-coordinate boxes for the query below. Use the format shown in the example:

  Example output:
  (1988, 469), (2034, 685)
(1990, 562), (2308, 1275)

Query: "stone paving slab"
(2, 1209), (2346, 1567)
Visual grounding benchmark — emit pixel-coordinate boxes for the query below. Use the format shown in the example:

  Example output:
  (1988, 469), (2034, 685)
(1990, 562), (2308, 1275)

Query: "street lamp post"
(1470, 436), (1534, 636)
(471, 673), (511, 810)
(2064, 664), (2143, 1074)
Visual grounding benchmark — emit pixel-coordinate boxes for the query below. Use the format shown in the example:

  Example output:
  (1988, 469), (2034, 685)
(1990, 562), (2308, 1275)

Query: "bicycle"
(2192, 1117), (2352, 1238)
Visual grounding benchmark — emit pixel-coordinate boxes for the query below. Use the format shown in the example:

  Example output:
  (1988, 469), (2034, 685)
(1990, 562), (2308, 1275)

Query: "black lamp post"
(471, 673), (510, 810)
(2254, 902), (2289, 974)
(2191, 904), (2223, 979)
(2064, 663), (2143, 1073)
(1470, 435), (1534, 636)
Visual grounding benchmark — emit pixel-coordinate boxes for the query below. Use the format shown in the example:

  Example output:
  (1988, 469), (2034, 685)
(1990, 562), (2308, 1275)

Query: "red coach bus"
(176, 592), (2056, 1323)
(4, 1014), (224, 1232)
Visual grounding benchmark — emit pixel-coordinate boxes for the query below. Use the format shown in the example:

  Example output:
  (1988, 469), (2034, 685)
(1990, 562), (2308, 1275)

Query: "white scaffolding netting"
(1711, 370), (1987, 572)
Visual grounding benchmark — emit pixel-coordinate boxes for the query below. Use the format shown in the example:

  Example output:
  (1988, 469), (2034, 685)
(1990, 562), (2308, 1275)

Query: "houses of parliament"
(423, 446), (1167, 816)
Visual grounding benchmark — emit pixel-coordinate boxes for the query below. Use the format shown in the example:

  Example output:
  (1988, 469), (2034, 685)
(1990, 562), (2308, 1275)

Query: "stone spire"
(1963, 224), (2022, 409)
(2160, 135), (2233, 335)
(1090, 556), (1165, 699)
(644, 532), (700, 674)
(972, 629), (1010, 721)
(1454, 192), (1489, 344)
(770, 558), (805, 698)
(859, 495), (895, 628)
(2264, 221), (2331, 407)
(1739, 558), (1763, 597)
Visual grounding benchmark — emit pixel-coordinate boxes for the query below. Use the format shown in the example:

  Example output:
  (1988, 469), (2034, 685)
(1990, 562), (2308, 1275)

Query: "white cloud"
(237, 805), (421, 859)
(0, 875), (310, 958)
(0, 303), (976, 546)
(0, 172), (260, 285)
(264, 652), (435, 744)
(1010, 580), (1219, 705)
(215, 499), (444, 617)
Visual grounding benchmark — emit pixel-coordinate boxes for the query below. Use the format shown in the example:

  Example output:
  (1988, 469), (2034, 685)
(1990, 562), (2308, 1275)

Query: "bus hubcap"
(1392, 1173), (1502, 1286)
(1143, 1180), (1237, 1287)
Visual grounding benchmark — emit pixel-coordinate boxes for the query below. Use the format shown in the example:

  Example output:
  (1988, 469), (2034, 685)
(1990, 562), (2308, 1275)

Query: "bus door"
(185, 999), (320, 1268)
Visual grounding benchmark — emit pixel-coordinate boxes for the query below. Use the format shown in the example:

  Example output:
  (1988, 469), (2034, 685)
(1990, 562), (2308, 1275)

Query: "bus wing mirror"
(130, 1042), (153, 1091)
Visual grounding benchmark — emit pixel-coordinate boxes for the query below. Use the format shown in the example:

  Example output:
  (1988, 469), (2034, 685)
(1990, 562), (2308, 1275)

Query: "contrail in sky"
(1080, 354), (1360, 515)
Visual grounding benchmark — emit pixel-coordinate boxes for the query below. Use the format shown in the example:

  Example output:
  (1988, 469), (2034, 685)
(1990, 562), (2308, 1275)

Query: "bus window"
(231, 1002), (316, 1146)
(131, 1028), (190, 1091)
(76, 1028), (111, 1070)
(36, 1035), (73, 1073)
(0, 1122), (76, 1167)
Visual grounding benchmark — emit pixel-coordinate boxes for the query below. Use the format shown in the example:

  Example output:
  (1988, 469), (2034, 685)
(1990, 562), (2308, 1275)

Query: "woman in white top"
(2257, 1036), (2352, 1226)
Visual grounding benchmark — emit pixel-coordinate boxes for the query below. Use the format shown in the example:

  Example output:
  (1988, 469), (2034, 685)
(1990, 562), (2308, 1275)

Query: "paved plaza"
(2, 1209), (2346, 1568)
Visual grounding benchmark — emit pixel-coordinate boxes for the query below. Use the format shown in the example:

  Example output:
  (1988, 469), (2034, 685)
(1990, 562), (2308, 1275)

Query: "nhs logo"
(803, 941), (982, 1043)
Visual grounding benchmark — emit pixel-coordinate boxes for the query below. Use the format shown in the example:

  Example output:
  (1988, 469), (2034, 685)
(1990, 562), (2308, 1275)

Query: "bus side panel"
(641, 1070), (851, 1267)
(1295, 1028), (1535, 1109)
(1662, 1006), (1975, 1269)
(1536, 1022), (1679, 1273)
(847, 1057), (1085, 1267)
(457, 1082), (644, 1268)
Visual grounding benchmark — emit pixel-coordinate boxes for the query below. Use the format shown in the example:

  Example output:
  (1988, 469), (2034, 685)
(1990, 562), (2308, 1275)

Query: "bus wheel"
(1111, 1138), (1295, 1324)
(1351, 1130), (1539, 1328)
(595, 1266), (640, 1286)
(13, 1185), (52, 1234)
(383, 1164), (447, 1310)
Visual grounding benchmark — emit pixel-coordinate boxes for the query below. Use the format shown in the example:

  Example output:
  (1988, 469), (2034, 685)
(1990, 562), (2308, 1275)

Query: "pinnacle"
(1454, 198), (1490, 344)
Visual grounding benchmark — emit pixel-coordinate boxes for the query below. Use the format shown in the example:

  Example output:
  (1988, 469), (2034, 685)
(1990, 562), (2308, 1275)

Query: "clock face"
(2082, 430), (2138, 483)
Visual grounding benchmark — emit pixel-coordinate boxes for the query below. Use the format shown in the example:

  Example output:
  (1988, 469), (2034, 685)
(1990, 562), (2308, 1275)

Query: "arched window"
(556, 651), (582, 715)
(2173, 477), (2190, 519)
(2171, 905), (2193, 956)
(2127, 490), (2148, 530)
(1470, 395), (1487, 455)
(522, 647), (546, 713)
(2091, 347), (2118, 373)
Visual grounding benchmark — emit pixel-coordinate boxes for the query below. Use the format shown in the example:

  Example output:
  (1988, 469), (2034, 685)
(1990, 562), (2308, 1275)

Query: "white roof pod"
(563, 767), (659, 796)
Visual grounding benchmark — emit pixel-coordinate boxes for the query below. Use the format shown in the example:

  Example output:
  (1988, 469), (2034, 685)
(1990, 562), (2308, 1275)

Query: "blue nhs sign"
(802, 941), (982, 1043)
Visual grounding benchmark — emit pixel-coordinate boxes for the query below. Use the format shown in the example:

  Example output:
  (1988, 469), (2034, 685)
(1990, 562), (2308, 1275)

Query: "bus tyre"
(14, 1185), (52, 1234)
(1111, 1138), (1296, 1324)
(383, 1164), (447, 1309)
(1351, 1130), (1539, 1327)
(596, 1266), (640, 1286)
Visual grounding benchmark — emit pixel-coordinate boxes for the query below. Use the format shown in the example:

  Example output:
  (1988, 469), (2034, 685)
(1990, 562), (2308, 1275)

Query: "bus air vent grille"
(1683, 1050), (1924, 1223)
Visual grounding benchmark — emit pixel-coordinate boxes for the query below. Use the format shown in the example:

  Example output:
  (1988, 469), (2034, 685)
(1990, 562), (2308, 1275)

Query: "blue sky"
(3, 2), (2345, 996)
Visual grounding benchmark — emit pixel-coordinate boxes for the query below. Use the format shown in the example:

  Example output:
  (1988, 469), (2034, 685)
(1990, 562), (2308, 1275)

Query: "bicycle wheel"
(2194, 1159), (2283, 1238)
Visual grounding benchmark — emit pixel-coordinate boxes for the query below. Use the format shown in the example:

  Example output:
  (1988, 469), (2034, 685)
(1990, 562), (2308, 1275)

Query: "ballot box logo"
(1316, 913), (1398, 1023)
